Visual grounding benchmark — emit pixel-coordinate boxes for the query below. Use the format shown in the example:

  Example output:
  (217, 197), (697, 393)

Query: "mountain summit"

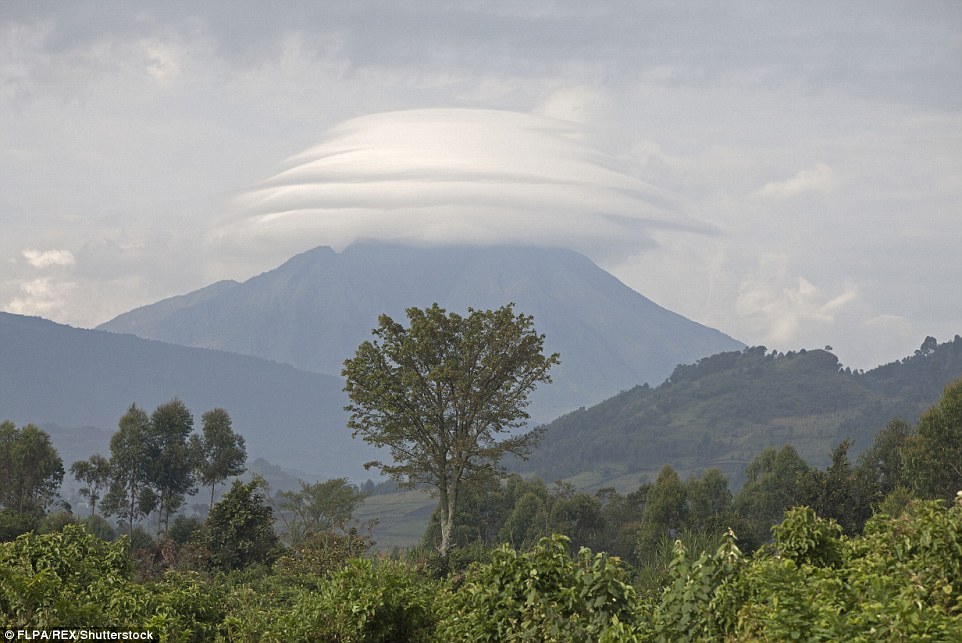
(99, 244), (743, 419)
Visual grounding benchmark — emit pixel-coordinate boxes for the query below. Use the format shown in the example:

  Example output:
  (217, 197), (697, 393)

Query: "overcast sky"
(2, 0), (960, 370)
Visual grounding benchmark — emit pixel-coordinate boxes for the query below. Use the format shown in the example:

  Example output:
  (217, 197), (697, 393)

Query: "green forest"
(2, 313), (962, 640)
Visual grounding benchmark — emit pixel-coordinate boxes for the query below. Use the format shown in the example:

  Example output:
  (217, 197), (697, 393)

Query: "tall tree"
(800, 439), (871, 534)
(0, 421), (64, 516)
(854, 418), (912, 504)
(903, 378), (962, 501)
(734, 445), (812, 548)
(101, 404), (156, 535)
(147, 399), (197, 536)
(687, 468), (733, 532)
(70, 454), (111, 517)
(636, 465), (689, 564)
(343, 303), (559, 558)
(190, 408), (247, 510)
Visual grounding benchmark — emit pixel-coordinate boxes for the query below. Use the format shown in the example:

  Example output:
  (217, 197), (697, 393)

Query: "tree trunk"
(437, 480), (458, 559)
(439, 515), (453, 559)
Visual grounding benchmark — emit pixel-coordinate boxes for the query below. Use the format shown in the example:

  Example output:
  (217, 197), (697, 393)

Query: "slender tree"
(733, 445), (812, 548)
(146, 399), (197, 536)
(70, 454), (111, 517)
(343, 303), (558, 558)
(190, 408), (247, 510)
(102, 404), (156, 536)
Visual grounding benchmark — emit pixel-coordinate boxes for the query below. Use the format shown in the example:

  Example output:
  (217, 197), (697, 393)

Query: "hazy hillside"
(98, 243), (744, 421)
(0, 312), (375, 479)
(520, 336), (962, 489)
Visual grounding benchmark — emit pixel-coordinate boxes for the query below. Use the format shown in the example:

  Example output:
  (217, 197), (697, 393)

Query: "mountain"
(98, 243), (744, 420)
(0, 312), (375, 479)
(518, 337), (962, 489)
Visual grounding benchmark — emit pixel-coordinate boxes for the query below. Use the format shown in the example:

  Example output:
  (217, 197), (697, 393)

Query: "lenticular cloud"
(211, 109), (708, 262)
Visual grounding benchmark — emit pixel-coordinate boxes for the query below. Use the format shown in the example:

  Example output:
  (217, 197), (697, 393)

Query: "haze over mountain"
(98, 243), (744, 420)
(0, 312), (372, 479)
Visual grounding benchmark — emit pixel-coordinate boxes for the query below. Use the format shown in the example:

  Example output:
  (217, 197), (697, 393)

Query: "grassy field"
(355, 488), (436, 551)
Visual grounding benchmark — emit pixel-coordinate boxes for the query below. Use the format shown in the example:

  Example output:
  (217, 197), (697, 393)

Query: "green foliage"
(734, 445), (813, 548)
(0, 421), (64, 518)
(147, 399), (198, 535)
(191, 407), (247, 509)
(498, 491), (548, 551)
(168, 514), (203, 546)
(101, 404), (156, 535)
(525, 338), (962, 486)
(0, 524), (144, 628)
(436, 534), (640, 642)
(145, 571), (229, 642)
(202, 477), (281, 572)
(225, 557), (436, 642)
(0, 508), (39, 542)
(343, 303), (559, 556)
(854, 418), (911, 503)
(80, 513), (116, 540)
(771, 506), (844, 568)
(646, 531), (744, 641)
(799, 439), (874, 534)
(636, 466), (688, 566)
(70, 453), (111, 517)
(903, 377), (962, 501)
(273, 528), (376, 579)
(704, 496), (962, 641)
(276, 477), (367, 548)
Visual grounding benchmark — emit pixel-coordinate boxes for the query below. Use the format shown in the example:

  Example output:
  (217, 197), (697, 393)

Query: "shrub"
(436, 534), (641, 642)
(0, 523), (149, 628)
(224, 557), (436, 642)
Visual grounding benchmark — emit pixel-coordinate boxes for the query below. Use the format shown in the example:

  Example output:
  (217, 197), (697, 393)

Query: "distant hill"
(519, 336), (962, 489)
(0, 312), (375, 479)
(97, 243), (744, 421)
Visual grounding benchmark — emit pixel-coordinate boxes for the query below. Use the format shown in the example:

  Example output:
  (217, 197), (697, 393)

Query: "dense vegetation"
(2, 344), (961, 639)
(522, 336), (962, 487)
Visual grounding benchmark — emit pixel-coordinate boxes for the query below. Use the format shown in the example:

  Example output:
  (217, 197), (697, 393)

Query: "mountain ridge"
(98, 243), (744, 420)
(0, 312), (372, 479)
(518, 336), (962, 490)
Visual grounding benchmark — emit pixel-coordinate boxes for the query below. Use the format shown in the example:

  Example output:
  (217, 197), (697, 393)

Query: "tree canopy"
(343, 303), (559, 556)
(190, 407), (247, 510)
(0, 421), (64, 517)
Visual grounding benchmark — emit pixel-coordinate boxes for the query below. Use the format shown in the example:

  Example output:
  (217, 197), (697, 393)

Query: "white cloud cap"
(210, 109), (713, 265)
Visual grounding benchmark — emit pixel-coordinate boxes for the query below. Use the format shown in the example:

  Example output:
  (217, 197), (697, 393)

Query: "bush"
(203, 479), (282, 572)
(224, 557), (436, 642)
(436, 535), (641, 642)
(0, 523), (149, 628)
(145, 571), (229, 642)
(0, 509), (38, 542)
(272, 528), (374, 580)
(706, 497), (962, 640)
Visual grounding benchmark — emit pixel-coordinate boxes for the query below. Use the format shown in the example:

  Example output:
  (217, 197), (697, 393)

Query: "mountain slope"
(98, 243), (744, 420)
(0, 312), (374, 478)
(520, 337), (962, 489)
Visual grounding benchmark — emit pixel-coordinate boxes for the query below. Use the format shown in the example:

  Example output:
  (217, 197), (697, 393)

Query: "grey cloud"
(8, 1), (960, 107)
